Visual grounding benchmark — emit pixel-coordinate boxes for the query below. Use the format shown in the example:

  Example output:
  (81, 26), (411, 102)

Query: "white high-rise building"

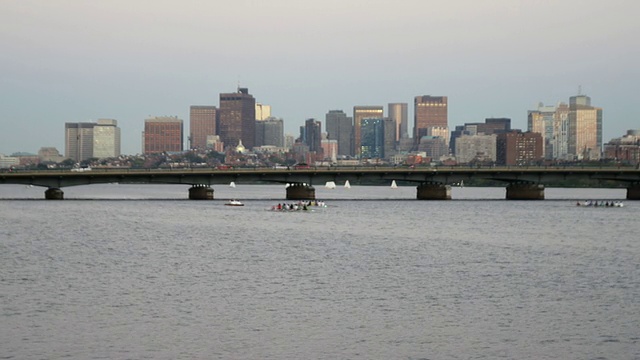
(528, 103), (570, 160)
(93, 119), (121, 159)
(528, 103), (556, 160)
(569, 95), (602, 160)
(255, 103), (271, 121)
(552, 103), (570, 160)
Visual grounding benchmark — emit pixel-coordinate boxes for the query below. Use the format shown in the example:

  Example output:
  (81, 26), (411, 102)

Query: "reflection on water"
(1, 185), (638, 359)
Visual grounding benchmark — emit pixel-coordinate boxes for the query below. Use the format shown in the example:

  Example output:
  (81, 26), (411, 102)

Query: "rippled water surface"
(1, 185), (639, 359)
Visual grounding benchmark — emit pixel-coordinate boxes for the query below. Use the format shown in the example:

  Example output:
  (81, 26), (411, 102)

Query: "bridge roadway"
(1, 166), (640, 200)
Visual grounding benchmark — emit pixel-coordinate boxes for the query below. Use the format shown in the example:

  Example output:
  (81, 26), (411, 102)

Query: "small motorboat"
(225, 199), (244, 206)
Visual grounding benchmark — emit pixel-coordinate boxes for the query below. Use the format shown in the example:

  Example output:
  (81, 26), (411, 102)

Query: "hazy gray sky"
(1, 0), (638, 155)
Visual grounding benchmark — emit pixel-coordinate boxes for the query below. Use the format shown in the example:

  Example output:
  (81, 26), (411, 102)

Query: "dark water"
(1, 185), (639, 359)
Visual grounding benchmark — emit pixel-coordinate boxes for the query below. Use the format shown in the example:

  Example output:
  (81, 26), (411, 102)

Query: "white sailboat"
(344, 180), (351, 189)
(391, 180), (398, 189)
(325, 181), (336, 189)
(229, 181), (236, 188)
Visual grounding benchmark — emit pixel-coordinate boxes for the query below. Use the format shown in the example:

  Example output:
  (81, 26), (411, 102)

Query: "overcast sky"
(1, 0), (638, 155)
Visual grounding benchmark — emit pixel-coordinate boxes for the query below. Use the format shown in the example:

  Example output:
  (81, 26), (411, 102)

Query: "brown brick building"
(604, 130), (640, 164)
(414, 95), (448, 140)
(189, 106), (217, 150)
(143, 116), (183, 154)
(496, 131), (543, 166)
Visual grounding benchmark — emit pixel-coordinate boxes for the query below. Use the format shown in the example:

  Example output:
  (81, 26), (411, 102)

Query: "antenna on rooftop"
(578, 85), (582, 96)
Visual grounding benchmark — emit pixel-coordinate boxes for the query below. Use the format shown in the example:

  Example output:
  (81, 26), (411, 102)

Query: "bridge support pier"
(627, 184), (640, 200)
(188, 185), (214, 200)
(286, 184), (315, 200)
(416, 183), (451, 200)
(506, 183), (544, 200)
(45, 188), (64, 200)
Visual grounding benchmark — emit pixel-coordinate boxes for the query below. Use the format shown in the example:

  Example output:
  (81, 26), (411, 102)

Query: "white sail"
(325, 181), (336, 189)
(229, 181), (236, 188)
(391, 180), (398, 189)
(344, 180), (351, 189)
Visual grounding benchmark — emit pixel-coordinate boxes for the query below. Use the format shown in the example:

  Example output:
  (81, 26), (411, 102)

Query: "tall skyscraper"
(553, 103), (570, 160)
(189, 106), (217, 150)
(383, 117), (397, 158)
(255, 103), (271, 121)
(255, 117), (284, 147)
(414, 95), (448, 140)
(388, 103), (408, 141)
(219, 88), (256, 150)
(528, 104), (558, 160)
(568, 94), (602, 160)
(304, 118), (322, 154)
(325, 110), (353, 157)
(143, 116), (183, 155)
(353, 106), (383, 157)
(93, 119), (121, 159)
(360, 118), (385, 159)
(65, 122), (95, 161)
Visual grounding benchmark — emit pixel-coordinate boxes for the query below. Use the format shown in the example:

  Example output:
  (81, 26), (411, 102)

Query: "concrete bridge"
(1, 166), (640, 200)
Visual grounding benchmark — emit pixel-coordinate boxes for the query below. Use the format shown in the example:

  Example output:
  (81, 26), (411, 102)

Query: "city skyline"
(1, 87), (628, 158)
(1, 1), (638, 155)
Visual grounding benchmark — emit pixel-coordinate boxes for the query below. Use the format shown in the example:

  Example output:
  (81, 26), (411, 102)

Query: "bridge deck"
(2, 166), (639, 189)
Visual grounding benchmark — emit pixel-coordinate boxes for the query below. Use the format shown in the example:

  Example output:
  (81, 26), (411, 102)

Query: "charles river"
(1, 184), (638, 359)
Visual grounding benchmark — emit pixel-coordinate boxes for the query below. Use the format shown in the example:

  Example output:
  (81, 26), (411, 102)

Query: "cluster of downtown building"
(140, 89), (618, 167)
(2, 87), (639, 170)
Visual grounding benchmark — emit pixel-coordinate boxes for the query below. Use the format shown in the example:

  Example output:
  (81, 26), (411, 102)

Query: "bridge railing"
(2, 164), (640, 175)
